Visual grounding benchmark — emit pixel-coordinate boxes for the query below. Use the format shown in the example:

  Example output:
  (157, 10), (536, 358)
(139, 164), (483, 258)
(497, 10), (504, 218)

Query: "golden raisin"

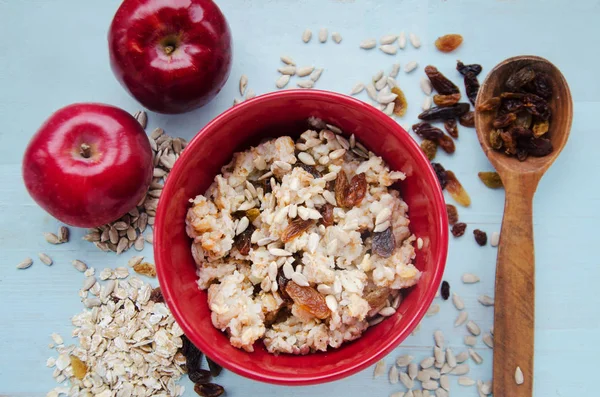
(446, 170), (471, 207)
(459, 111), (475, 127)
(281, 218), (313, 243)
(346, 173), (368, 207)
(478, 172), (503, 189)
(245, 208), (260, 222)
(70, 355), (87, 380)
(133, 262), (157, 278)
(438, 134), (456, 154)
(435, 34), (463, 53)
(446, 204), (459, 225)
(433, 93), (461, 107)
(476, 97), (501, 112)
(420, 139), (438, 160)
(285, 281), (331, 319)
(489, 129), (503, 150)
(364, 287), (390, 311)
(391, 86), (408, 116)
(532, 120), (549, 137)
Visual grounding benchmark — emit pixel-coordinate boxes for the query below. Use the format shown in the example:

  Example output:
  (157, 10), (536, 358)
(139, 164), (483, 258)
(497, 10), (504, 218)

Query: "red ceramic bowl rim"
(155, 89), (448, 385)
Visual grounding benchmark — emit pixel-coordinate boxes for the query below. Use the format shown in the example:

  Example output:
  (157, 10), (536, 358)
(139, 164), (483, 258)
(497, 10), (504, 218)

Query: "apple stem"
(164, 46), (174, 55)
(80, 143), (91, 158)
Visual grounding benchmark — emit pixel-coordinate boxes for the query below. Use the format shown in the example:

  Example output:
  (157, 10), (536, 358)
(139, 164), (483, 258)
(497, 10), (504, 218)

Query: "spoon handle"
(493, 173), (539, 397)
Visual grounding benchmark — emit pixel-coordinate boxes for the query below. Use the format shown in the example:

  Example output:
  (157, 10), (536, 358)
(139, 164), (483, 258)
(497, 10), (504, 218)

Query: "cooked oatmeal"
(185, 123), (421, 354)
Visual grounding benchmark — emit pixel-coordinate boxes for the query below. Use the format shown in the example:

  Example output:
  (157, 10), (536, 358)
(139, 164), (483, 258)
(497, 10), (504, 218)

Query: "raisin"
(391, 86), (408, 116)
(456, 60), (482, 77)
(281, 218), (313, 243)
(194, 383), (225, 397)
(499, 130), (517, 155)
(433, 93), (462, 107)
(458, 111), (475, 127)
(506, 66), (536, 91)
(446, 204), (458, 225)
(516, 148), (529, 161)
(296, 163), (322, 178)
(133, 262), (156, 278)
(464, 72), (480, 105)
(523, 94), (551, 120)
(364, 287), (391, 311)
(438, 134), (456, 154)
(501, 98), (525, 114)
(476, 97), (501, 112)
(440, 281), (450, 300)
(413, 122), (444, 140)
(150, 287), (164, 303)
(473, 229), (487, 246)
(511, 126), (534, 141)
(285, 281), (331, 319)
(493, 113), (517, 129)
(489, 129), (503, 150)
(451, 222), (467, 237)
(277, 270), (291, 301)
(444, 119), (459, 139)
(189, 369), (212, 384)
(246, 208), (260, 222)
(524, 72), (552, 99)
(371, 227), (396, 258)
(320, 203), (334, 227)
(233, 224), (254, 255)
(521, 137), (553, 157)
(70, 355), (87, 380)
(446, 170), (471, 207)
(334, 170), (349, 209)
(419, 103), (471, 121)
(478, 172), (503, 189)
(424, 65), (460, 94)
(420, 139), (438, 160)
(206, 357), (223, 377)
(532, 120), (549, 137)
(435, 34), (463, 52)
(182, 337), (204, 373)
(431, 163), (448, 190)
(346, 173), (367, 207)
(514, 112), (533, 129)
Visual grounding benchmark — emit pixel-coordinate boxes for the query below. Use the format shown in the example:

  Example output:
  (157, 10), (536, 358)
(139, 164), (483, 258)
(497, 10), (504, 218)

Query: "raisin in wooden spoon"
(474, 55), (573, 397)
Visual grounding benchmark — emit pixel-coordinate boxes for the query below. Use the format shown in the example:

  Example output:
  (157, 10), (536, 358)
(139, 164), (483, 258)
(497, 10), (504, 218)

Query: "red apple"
(108, 0), (233, 114)
(23, 103), (153, 227)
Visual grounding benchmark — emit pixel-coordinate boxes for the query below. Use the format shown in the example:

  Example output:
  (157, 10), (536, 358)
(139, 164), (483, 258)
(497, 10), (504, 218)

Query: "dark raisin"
(281, 218), (313, 243)
(233, 224), (255, 255)
(456, 60), (482, 76)
(412, 122), (444, 140)
(458, 111), (475, 127)
(444, 119), (458, 139)
(499, 130), (517, 155)
(524, 72), (552, 99)
(501, 98), (525, 114)
(473, 229), (487, 246)
(446, 204), (458, 225)
(506, 66), (536, 91)
(371, 227), (396, 258)
(320, 203), (334, 227)
(194, 383), (225, 397)
(277, 270), (291, 301)
(433, 93), (461, 107)
(438, 134), (456, 154)
(206, 357), (222, 377)
(493, 113), (517, 129)
(182, 336), (204, 373)
(295, 163), (322, 178)
(440, 281), (450, 300)
(150, 287), (164, 303)
(431, 163), (448, 190)
(419, 103), (470, 121)
(476, 97), (501, 112)
(464, 72), (480, 105)
(451, 222), (467, 237)
(424, 65), (460, 94)
(516, 148), (529, 161)
(523, 94), (551, 120)
(189, 369), (212, 384)
(521, 137), (553, 157)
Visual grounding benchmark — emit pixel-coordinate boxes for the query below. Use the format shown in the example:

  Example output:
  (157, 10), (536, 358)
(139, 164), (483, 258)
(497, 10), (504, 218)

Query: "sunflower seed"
(480, 381), (492, 395)
(84, 231), (101, 242)
(126, 256), (143, 268)
(420, 357), (435, 369)
(133, 110), (147, 129)
(360, 38), (377, 49)
(278, 66), (297, 76)
(116, 237), (129, 255)
(464, 335), (477, 346)
(375, 75), (387, 90)
(452, 293), (465, 310)
(426, 303), (440, 316)
(426, 368), (441, 380)
(446, 348), (457, 368)
(100, 279), (116, 301)
(390, 63), (401, 78)
(386, 76), (397, 88)
(153, 168), (167, 178)
(72, 260), (87, 272)
(405, 392), (414, 397)
(375, 208), (392, 226)
(440, 363), (452, 374)
(482, 333), (494, 348)
(397, 31), (407, 49)
(408, 363), (418, 380)
(469, 348), (483, 364)
(38, 253), (53, 266)
(380, 34), (398, 45)
(281, 55), (295, 65)
(405, 61), (418, 73)
(134, 234), (145, 250)
(239, 74), (248, 96)
(389, 365), (399, 384)
(331, 31), (342, 44)
(297, 80), (314, 89)
(440, 375), (450, 391)
(515, 366), (524, 385)
(145, 232), (153, 244)
(409, 33), (421, 48)
(491, 231), (500, 247)
(44, 232), (61, 244)
(274, 74), (291, 89)
(82, 276), (96, 291)
(400, 372), (414, 389)
(380, 44), (398, 55)
(414, 391), (423, 397)
(366, 83), (377, 100)
(245, 88), (256, 99)
(317, 27), (328, 43)
(420, 77), (433, 95)
(434, 389), (448, 397)
(149, 127), (163, 140)
(350, 83), (365, 95)
(417, 238), (424, 249)
(373, 360), (386, 378)
(83, 297), (101, 308)
(478, 295), (495, 306)
(422, 380), (439, 390)
(418, 370), (431, 382)
(126, 226), (137, 241)
(296, 66), (315, 78)
(390, 393), (405, 397)
(458, 376), (475, 386)
(450, 364), (470, 376)
(310, 68), (324, 82)
(374, 221), (390, 233)
(377, 92), (398, 104)
(462, 273), (480, 284)
(383, 102), (394, 116)
(269, 247), (292, 257)
(434, 330), (445, 348)
(434, 346), (445, 366)
(467, 320), (481, 336)
(455, 351), (469, 363)
(16, 257), (33, 269)
(377, 306), (394, 317)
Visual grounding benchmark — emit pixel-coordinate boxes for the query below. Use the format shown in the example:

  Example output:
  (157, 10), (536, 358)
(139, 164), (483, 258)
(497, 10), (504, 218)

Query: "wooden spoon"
(474, 55), (573, 396)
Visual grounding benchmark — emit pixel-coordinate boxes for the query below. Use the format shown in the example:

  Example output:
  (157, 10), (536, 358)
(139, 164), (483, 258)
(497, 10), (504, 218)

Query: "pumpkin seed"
(310, 68), (323, 82)
(408, 362), (418, 379)
(455, 351), (469, 363)
(280, 55), (295, 65)
(446, 348), (457, 368)
(297, 80), (314, 89)
(434, 330), (444, 348)
(422, 380), (439, 390)
(400, 372), (414, 389)
(366, 83), (377, 100)
(276, 75), (290, 89)
(450, 364), (470, 376)
(464, 335), (477, 346)
(458, 376), (475, 386)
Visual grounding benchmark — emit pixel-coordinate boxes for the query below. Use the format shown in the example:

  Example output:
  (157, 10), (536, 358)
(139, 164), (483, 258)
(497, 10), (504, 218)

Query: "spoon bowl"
(474, 55), (573, 397)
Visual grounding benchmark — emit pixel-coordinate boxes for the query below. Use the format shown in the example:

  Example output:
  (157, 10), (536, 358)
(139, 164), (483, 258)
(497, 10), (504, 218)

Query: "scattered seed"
(422, 380), (439, 390)
(297, 80), (314, 89)
(434, 346), (445, 366)
(482, 333), (494, 348)
(398, 31), (407, 49)
(375, 75), (388, 90)
(318, 28), (328, 43)
(116, 237), (129, 255)
(466, 321), (481, 336)
(379, 306), (396, 317)
(390, 392), (405, 397)
(400, 372), (414, 389)
(408, 362), (418, 380)
(360, 38), (377, 49)
(405, 61), (418, 73)
(480, 381), (493, 395)
(440, 363), (452, 374)
(395, 355), (413, 367)
(380, 34), (398, 45)
(72, 260), (88, 272)
(350, 83), (365, 95)
(446, 348), (457, 368)
(44, 232), (61, 245)
(452, 293), (465, 310)
(440, 375), (450, 391)
(16, 257), (33, 269)
(454, 311), (468, 327)
(515, 366), (524, 385)
(310, 68), (324, 82)
(491, 231), (500, 247)
(462, 273), (480, 284)
(469, 348), (483, 364)
(434, 330), (444, 348)
(377, 92), (398, 104)
(134, 235), (145, 251)
(302, 28), (312, 43)
(478, 295), (495, 307)
(297, 66), (315, 77)
(275, 74), (290, 89)
(332, 32), (342, 44)
(387, 77), (397, 89)
(426, 304), (440, 316)
(458, 376), (476, 386)
(380, 44), (398, 55)
(38, 253), (53, 266)
(239, 75), (248, 96)
(417, 237), (424, 249)
(455, 351), (469, 363)
(82, 276), (96, 291)
(464, 335), (477, 346)
(409, 33), (421, 48)
(435, 388), (449, 397)
(133, 110), (147, 129)
(281, 55), (295, 65)
(373, 360), (386, 378)
(245, 88), (256, 99)
(83, 297), (101, 308)
(389, 365), (399, 384)
(58, 226), (69, 242)
(421, 77), (433, 95)
(366, 83), (378, 100)
(422, 96), (433, 110)
(450, 364), (470, 376)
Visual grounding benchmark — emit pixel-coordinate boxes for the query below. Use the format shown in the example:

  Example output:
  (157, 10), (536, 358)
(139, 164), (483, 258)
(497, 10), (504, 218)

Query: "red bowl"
(155, 89), (448, 385)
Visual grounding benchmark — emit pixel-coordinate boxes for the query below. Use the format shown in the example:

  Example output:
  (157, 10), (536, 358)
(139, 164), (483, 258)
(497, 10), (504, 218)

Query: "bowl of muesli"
(155, 89), (448, 385)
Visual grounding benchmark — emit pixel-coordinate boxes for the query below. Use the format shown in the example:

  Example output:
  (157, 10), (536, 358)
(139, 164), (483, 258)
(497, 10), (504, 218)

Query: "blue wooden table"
(1, 0), (598, 395)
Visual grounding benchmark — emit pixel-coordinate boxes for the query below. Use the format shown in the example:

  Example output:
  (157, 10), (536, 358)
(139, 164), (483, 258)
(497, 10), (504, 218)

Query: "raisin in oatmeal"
(185, 123), (421, 354)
